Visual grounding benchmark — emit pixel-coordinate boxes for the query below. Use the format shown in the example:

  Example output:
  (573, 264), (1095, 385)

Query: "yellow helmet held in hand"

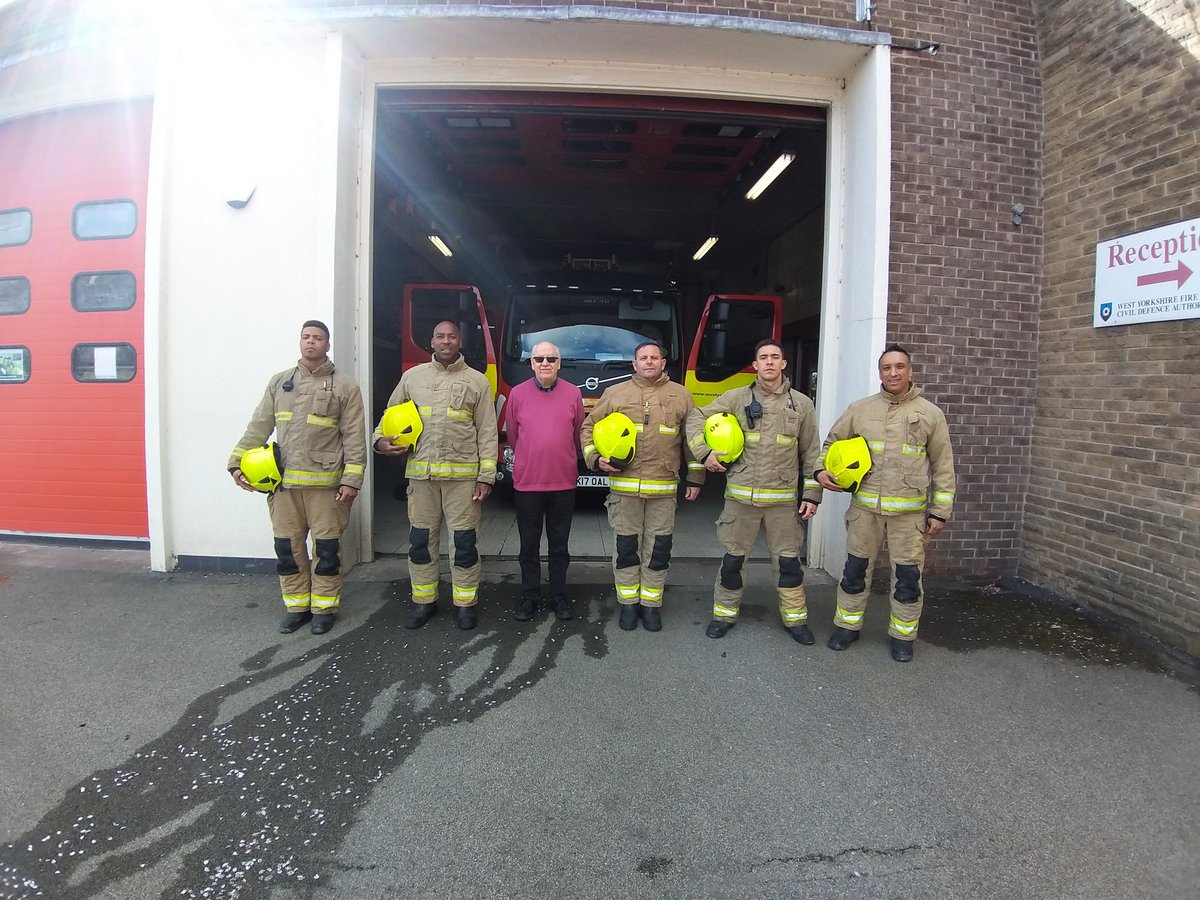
(704, 412), (745, 463)
(380, 400), (423, 447)
(825, 435), (872, 492)
(593, 412), (637, 469)
(240, 442), (282, 493)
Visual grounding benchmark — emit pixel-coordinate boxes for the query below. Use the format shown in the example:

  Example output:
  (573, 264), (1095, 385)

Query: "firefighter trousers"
(832, 505), (930, 641)
(406, 479), (482, 608)
(604, 493), (677, 607)
(268, 487), (352, 614)
(712, 498), (808, 626)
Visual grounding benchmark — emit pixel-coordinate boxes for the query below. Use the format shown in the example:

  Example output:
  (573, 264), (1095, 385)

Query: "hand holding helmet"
(703, 413), (745, 470)
(593, 412), (637, 471)
(376, 401), (423, 456)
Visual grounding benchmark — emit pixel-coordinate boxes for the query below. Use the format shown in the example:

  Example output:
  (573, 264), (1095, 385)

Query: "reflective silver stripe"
(418, 405), (432, 415)
(658, 424), (678, 435)
(480, 459), (497, 472)
(890, 615), (918, 635)
(407, 461), (429, 477)
(344, 463), (365, 476)
(275, 411), (294, 422)
(687, 461), (705, 472)
(726, 483), (796, 503)
(745, 432), (761, 443)
(282, 592), (310, 610)
(640, 586), (663, 601)
(429, 462), (481, 477)
(835, 605), (864, 625)
(803, 478), (819, 491)
(311, 593), (339, 610)
(867, 440), (884, 452)
(284, 469), (341, 487)
(782, 609), (808, 622)
(582, 443), (596, 456)
(412, 581), (437, 598)
(775, 434), (796, 446)
(307, 414), (337, 428)
(635, 423), (645, 433)
(902, 443), (926, 456)
(851, 490), (927, 512)
(713, 603), (739, 618)
(453, 584), (478, 601)
(933, 491), (954, 504)
(447, 407), (472, 421)
(616, 584), (640, 599)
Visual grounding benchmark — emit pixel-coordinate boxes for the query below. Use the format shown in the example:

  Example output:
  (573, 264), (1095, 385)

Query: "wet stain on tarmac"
(917, 578), (1200, 689)
(0, 582), (612, 899)
(636, 855), (673, 879)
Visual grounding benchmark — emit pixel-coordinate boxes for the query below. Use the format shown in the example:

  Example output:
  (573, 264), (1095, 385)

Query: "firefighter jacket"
(686, 376), (823, 508)
(374, 354), (498, 484)
(229, 357), (367, 490)
(818, 382), (956, 520)
(580, 371), (703, 498)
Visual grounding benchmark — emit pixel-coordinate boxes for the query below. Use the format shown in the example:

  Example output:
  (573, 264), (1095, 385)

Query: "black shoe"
(514, 596), (537, 621)
(456, 605), (478, 631)
(618, 603), (639, 631)
(641, 606), (662, 632)
(310, 613), (334, 635)
(403, 602), (437, 630)
(890, 637), (914, 662)
(787, 623), (815, 645)
(706, 619), (733, 639)
(551, 595), (574, 621)
(278, 611), (312, 634)
(827, 626), (860, 651)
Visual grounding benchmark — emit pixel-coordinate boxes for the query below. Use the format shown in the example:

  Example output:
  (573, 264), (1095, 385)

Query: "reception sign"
(1094, 217), (1200, 327)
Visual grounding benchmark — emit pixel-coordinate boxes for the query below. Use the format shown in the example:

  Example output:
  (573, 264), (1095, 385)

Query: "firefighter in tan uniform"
(685, 340), (823, 643)
(580, 342), (704, 632)
(229, 320), (367, 636)
(816, 343), (956, 662)
(374, 321), (498, 631)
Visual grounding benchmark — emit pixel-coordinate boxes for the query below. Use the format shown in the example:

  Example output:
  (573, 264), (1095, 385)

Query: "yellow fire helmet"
(704, 412), (745, 464)
(380, 400), (423, 448)
(593, 411), (637, 469)
(825, 435), (873, 492)
(240, 442), (282, 493)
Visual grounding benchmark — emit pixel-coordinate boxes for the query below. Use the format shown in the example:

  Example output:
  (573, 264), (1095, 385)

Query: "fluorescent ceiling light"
(692, 236), (719, 261)
(428, 234), (453, 257)
(744, 152), (796, 200)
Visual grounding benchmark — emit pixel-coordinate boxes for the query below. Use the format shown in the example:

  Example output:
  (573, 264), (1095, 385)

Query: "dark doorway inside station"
(369, 89), (828, 559)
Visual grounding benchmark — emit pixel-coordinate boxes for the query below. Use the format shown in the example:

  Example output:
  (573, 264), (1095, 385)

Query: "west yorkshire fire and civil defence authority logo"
(1100, 302), (1113, 321)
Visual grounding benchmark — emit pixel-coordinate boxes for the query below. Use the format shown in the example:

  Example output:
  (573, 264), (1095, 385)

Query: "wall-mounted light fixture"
(1011, 203), (1025, 226)
(892, 39), (940, 55)
(692, 236), (719, 261)
(428, 234), (453, 257)
(745, 152), (796, 201)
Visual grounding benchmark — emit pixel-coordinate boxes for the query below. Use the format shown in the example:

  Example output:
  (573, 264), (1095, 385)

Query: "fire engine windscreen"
(504, 291), (680, 362)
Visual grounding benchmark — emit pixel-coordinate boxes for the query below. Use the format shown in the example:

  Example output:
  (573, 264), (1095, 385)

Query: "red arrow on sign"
(1137, 260), (1193, 289)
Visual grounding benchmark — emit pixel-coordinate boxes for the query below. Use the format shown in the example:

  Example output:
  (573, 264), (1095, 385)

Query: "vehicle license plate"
(577, 474), (609, 488)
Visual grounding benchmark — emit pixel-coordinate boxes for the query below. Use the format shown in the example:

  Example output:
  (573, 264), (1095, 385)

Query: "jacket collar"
(755, 375), (792, 396)
(631, 371), (669, 389)
(431, 353), (467, 372)
(296, 357), (335, 378)
(880, 382), (921, 404)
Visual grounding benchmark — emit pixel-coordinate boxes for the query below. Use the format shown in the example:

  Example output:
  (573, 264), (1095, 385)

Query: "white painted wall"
(807, 45), (892, 572)
(150, 24), (358, 567)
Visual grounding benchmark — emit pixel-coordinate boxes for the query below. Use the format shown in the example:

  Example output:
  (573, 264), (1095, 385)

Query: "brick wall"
(1027, 0), (1200, 655)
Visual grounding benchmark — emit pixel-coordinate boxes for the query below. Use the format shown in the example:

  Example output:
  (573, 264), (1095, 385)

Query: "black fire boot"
(456, 605), (478, 631)
(403, 602), (437, 630)
(706, 620), (733, 639)
(310, 613), (335, 635)
(890, 637), (914, 662)
(278, 611), (312, 634)
(787, 623), (816, 645)
(618, 603), (639, 631)
(640, 605), (662, 632)
(827, 626), (860, 651)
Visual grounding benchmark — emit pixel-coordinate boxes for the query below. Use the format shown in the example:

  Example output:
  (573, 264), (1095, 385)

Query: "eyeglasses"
(532, 356), (559, 363)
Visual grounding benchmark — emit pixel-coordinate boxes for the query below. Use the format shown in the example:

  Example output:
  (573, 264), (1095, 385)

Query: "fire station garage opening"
(370, 89), (828, 561)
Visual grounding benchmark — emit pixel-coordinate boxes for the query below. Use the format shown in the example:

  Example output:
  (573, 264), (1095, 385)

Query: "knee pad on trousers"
(314, 538), (340, 576)
(274, 537), (300, 576)
(840, 554), (869, 594)
(408, 527), (431, 565)
(648, 534), (673, 571)
(778, 555), (804, 588)
(615, 534), (639, 569)
(453, 529), (479, 569)
(719, 553), (745, 590)
(895, 564), (921, 603)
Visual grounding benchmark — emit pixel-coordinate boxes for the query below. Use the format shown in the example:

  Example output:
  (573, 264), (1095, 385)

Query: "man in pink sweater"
(506, 341), (586, 621)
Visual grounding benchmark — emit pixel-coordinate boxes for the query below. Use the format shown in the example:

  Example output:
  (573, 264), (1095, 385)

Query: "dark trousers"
(513, 488), (575, 601)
